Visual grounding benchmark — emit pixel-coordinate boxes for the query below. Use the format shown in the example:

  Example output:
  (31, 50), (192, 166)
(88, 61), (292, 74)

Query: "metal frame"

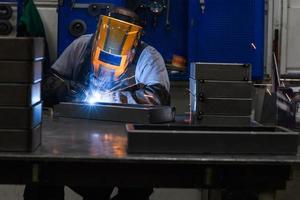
(127, 124), (298, 155)
(54, 102), (175, 124)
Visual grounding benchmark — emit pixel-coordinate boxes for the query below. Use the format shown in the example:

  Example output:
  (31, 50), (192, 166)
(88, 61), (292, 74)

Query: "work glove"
(42, 72), (88, 106)
(117, 83), (170, 105)
(63, 80), (88, 102)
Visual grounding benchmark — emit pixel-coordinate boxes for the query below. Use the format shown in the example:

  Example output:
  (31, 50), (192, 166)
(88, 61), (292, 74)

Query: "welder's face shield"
(91, 15), (143, 78)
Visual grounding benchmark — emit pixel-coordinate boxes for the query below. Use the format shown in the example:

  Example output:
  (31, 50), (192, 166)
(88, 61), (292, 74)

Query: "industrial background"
(1, 0), (300, 199)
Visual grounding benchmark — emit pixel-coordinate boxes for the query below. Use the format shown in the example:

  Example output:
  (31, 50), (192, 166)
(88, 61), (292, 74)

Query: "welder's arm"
(117, 83), (170, 106)
(42, 69), (87, 107)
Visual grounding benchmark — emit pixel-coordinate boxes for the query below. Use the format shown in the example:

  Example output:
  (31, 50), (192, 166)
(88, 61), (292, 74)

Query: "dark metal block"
(190, 62), (251, 81)
(0, 60), (42, 83)
(54, 102), (175, 124)
(191, 97), (252, 116)
(127, 125), (298, 155)
(192, 115), (251, 127)
(0, 82), (40, 106)
(0, 102), (42, 129)
(189, 78), (253, 98)
(0, 125), (41, 152)
(0, 37), (44, 60)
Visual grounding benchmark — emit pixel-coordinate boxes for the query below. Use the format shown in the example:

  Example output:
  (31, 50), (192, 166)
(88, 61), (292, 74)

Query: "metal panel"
(127, 125), (298, 155)
(286, 7), (300, 72)
(197, 98), (252, 116)
(190, 62), (251, 81)
(188, 0), (265, 80)
(0, 125), (41, 152)
(0, 102), (42, 129)
(54, 102), (175, 124)
(0, 60), (42, 83)
(0, 37), (44, 60)
(189, 78), (253, 99)
(0, 82), (40, 106)
(192, 115), (251, 127)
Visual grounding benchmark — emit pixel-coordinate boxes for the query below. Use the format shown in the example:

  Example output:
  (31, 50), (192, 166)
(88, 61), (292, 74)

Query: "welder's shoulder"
(139, 45), (165, 67)
(69, 34), (93, 52)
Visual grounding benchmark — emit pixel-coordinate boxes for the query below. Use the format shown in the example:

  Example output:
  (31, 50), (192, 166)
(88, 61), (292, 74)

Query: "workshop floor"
(0, 180), (299, 200)
(0, 186), (202, 200)
(0, 164), (299, 200)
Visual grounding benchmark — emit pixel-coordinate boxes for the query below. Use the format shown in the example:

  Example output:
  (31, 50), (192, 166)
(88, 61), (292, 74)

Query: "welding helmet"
(91, 8), (143, 78)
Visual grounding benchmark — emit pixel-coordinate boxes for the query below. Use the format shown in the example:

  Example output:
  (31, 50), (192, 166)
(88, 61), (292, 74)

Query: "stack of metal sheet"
(0, 38), (44, 152)
(190, 62), (253, 126)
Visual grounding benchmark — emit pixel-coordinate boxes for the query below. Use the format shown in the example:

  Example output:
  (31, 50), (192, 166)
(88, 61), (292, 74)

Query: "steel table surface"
(0, 114), (299, 190)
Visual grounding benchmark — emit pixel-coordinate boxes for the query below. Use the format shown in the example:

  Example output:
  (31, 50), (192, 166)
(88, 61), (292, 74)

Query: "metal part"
(0, 37), (44, 61)
(0, 4), (12, 19)
(149, 1), (165, 14)
(189, 79), (253, 99)
(0, 19), (12, 35)
(0, 125), (41, 152)
(0, 60), (42, 83)
(192, 97), (252, 116)
(0, 102), (42, 129)
(68, 19), (87, 37)
(0, 82), (41, 106)
(193, 115), (251, 127)
(199, 0), (205, 14)
(0, 2), (17, 37)
(127, 125), (298, 155)
(190, 62), (252, 81)
(87, 3), (113, 16)
(54, 102), (175, 124)
(165, 0), (170, 29)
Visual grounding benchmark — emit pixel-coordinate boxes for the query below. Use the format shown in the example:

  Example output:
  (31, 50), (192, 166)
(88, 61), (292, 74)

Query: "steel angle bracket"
(54, 102), (175, 124)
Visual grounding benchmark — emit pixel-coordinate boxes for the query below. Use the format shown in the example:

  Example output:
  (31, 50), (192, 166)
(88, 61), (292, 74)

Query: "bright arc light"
(87, 91), (102, 105)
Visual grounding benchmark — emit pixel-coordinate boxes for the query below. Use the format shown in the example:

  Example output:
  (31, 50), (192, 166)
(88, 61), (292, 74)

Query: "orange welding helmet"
(91, 8), (143, 78)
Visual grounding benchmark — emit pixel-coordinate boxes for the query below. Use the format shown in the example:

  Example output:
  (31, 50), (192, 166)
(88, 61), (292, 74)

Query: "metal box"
(191, 97), (252, 116)
(0, 125), (41, 152)
(0, 60), (42, 83)
(189, 78), (253, 99)
(190, 62), (251, 81)
(54, 102), (175, 124)
(0, 82), (40, 106)
(127, 125), (298, 155)
(192, 115), (251, 127)
(0, 37), (44, 60)
(0, 102), (42, 129)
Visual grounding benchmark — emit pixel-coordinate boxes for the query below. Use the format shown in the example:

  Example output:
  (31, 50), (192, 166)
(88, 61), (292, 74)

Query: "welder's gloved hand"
(42, 72), (87, 106)
(64, 80), (88, 102)
(118, 83), (170, 106)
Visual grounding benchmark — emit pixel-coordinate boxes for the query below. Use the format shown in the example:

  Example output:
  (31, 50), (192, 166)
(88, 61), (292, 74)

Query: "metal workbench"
(0, 115), (299, 199)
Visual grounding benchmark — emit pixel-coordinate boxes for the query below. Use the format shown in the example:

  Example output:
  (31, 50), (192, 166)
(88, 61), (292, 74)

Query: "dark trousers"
(24, 184), (153, 200)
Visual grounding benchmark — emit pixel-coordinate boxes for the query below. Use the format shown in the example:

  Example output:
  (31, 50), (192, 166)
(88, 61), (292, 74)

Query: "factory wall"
(279, 0), (300, 74)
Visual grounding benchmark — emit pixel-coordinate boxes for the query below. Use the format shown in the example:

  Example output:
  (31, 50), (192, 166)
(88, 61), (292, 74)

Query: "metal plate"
(191, 97), (252, 116)
(54, 102), (175, 124)
(0, 102), (42, 129)
(190, 62), (251, 81)
(0, 60), (42, 83)
(0, 37), (44, 60)
(192, 115), (251, 127)
(189, 78), (253, 98)
(0, 82), (40, 106)
(127, 125), (298, 155)
(0, 125), (41, 152)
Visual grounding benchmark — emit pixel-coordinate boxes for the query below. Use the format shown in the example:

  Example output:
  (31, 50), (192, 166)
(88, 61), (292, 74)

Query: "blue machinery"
(57, 0), (265, 80)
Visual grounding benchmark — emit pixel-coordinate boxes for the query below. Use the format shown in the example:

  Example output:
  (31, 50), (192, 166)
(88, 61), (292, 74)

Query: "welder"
(42, 7), (170, 107)
(24, 7), (170, 200)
